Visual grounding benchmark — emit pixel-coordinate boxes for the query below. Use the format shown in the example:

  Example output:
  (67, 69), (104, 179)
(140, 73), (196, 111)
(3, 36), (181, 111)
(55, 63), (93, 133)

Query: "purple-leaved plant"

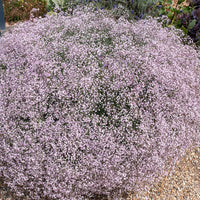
(0, 5), (200, 200)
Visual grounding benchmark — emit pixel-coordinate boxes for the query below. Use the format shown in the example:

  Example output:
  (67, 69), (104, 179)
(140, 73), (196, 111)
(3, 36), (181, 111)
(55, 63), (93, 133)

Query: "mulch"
(127, 145), (200, 200)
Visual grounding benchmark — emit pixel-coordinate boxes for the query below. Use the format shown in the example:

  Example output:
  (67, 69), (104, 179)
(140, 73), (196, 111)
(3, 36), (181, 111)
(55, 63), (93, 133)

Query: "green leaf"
(188, 19), (197, 30)
(181, 26), (188, 34)
(174, 9), (181, 14)
(182, 7), (190, 14)
(170, 7), (177, 12)
(159, 9), (166, 16)
(174, 19), (182, 28)
(177, 0), (184, 4)
(166, 0), (172, 4)
(167, 11), (174, 20)
(0, 64), (7, 70)
(158, 0), (164, 4)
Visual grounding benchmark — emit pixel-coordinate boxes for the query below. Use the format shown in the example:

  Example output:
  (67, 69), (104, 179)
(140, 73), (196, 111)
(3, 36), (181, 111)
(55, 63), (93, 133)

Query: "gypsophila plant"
(0, 6), (200, 200)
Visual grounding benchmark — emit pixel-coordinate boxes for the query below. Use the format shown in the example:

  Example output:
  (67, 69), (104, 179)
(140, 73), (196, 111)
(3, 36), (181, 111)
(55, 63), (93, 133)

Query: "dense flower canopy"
(0, 5), (200, 200)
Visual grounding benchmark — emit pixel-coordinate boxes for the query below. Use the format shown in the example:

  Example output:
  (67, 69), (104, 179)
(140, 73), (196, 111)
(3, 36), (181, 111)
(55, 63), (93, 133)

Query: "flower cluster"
(0, 6), (200, 200)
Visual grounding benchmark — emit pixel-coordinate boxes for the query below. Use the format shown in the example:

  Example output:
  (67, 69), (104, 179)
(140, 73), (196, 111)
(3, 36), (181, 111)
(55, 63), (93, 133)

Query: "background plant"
(3, 0), (48, 23)
(150, 0), (200, 47)
(45, 0), (159, 20)
(0, 7), (200, 200)
(174, 0), (200, 46)
(43, 0), (200, 50)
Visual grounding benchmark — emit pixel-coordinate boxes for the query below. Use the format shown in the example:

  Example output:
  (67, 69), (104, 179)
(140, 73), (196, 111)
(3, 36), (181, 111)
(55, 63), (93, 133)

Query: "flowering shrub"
(0, 5), (200, 200)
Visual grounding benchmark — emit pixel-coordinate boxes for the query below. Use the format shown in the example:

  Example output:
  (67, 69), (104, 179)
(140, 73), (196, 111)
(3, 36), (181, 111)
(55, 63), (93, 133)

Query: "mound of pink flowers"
(0, 6), (200, 200)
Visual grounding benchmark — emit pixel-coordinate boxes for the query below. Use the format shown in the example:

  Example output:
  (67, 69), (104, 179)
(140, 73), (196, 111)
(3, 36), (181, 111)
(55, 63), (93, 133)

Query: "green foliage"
(127, 0), (158, 18)
(180, 25), (188, 34)
(150, 0), (200, 48)
(46, 0), (56, 11)
(45, 0), (159, 20)
(188, 19), (197, 29)
(0, 64), (7, 70)
(151, 0), (193, 24)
